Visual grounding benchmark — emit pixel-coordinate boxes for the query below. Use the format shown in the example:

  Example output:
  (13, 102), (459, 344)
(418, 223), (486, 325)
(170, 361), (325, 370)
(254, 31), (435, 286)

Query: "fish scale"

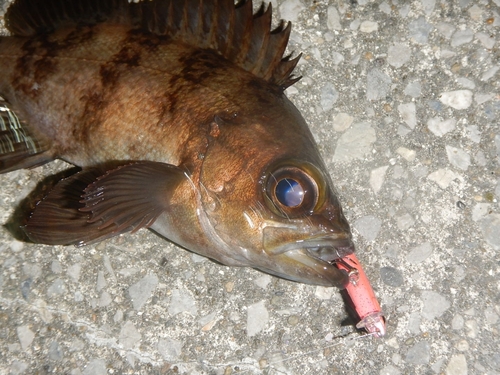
(0, 0), (384, 336)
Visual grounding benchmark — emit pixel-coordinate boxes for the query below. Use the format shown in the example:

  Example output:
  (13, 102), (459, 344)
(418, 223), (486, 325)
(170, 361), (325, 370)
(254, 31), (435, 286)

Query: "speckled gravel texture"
(1, 0), (499, 374)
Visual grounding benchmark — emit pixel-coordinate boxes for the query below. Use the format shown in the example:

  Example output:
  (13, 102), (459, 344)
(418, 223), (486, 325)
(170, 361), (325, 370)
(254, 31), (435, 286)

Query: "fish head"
(197, 94), (354, 288)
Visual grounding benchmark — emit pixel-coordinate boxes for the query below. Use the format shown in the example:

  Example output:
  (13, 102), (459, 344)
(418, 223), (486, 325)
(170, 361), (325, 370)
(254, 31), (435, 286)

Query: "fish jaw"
(260, 226), (355, 287)
(253, 248), (350, 288)
(262, 222), (385, 333)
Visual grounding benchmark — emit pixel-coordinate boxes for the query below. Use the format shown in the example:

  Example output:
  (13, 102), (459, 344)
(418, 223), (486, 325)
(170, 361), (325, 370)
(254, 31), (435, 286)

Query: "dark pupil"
(275, 178), (304, 207)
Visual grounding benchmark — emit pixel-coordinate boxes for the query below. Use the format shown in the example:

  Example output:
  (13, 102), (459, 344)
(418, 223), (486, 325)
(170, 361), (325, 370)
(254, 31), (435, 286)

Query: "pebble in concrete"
(10, 361), (28, 375)
(247, 300), (269, 337)
(158, 338), (183, 361)
(479, 214), (500, 250)
(96, 270), (107, 292)
(279, 0), (305, 22)
(398, 103), (417, 129)
(332, 112), (353, 132)
(17, 326), (34, 351)
(405, 341), (430, 365)
(360, 21), (378, 33)
(48, 341), (64, 361)
(408, 17), (433, 44)
(388, 44), (411, 68)
(421, 291), (451, 320)
(320, 82), (338, 112)
(327, 6), (341, 30)
(82, 359), (107, 375)
(366, 68), (391, 100)
(128, 273), (158, 311)
(370, 165), (389, 194)
(445, 146), (470, 171)
(67, 263), (81, 283)
(439, 90), (473, 110)
(427, 168), (460, 189)
(168, 288), (197, 316)
(254, 274), (272, 289)
(404, 81), (421, 98)
(354, 215), (382, 242)
(380, 267), (404, 287)
(427, 117), (456, 137)
(406, 242), (433, 264)
(47, 278), (66, 297)
(451, 29), (474, 47)
(119, 321), (141, 350)
(420, 0), (435, 15)
(445, 354), (468, 375)
(332, 122), (376, 162)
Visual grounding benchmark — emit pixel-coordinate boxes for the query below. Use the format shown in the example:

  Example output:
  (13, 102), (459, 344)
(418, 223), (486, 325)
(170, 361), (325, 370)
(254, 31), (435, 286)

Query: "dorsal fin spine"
(217, 1), (234, 56)
(230, 0), (253, 66)
(266, 21), (292, 81)
(209, 4), (219, 48)
(5, 0), (301, 89)
(165, 1), (175, 35)
(191, 0), (203, 37)
(249, 3), (273, 77)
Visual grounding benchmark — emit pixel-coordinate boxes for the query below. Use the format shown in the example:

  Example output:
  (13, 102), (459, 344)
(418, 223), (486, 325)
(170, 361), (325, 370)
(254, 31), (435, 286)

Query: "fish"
(0, 0), (385, 336)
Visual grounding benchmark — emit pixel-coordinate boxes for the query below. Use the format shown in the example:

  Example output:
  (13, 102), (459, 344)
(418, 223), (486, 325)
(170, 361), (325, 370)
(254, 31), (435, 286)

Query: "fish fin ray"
(24, 166), (112, 246)
(148, 0), (301, 88)
(227, 0), (253, 65)
(24, 161), (186, 246)
(274, 54), (302, 89)
(246, 3), (272, 75)
(0, 98), (53, 173)
(80, 161), (186, 237)
(5, 0), (130, 36)
(5, 0), (300, 89)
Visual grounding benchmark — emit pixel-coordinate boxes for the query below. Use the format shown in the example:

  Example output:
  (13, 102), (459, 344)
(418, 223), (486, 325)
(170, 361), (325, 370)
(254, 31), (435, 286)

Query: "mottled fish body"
(0, 0), (384, 334)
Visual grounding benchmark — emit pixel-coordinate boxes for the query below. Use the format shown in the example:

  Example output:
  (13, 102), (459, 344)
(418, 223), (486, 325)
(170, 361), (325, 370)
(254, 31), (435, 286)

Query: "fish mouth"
(262, 225), (355, 260)
(261, 227), (355, 286)
(301, 238), (355, 263)
(273, 236), (355, 264)
(273, 237), (355, 287)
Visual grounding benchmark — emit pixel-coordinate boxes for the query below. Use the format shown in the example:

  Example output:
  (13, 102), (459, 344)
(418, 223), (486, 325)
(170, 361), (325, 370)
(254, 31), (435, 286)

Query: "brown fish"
(1, 0), (362, 290)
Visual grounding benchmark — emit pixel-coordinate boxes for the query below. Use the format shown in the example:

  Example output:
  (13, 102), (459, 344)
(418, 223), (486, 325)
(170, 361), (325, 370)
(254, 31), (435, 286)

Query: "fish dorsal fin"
(5, 0), (131, 36)
(5, 0), (300, 89)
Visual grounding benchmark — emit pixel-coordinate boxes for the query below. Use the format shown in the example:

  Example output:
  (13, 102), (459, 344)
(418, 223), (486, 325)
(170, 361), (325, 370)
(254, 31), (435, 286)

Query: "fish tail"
(0, 99), (53, 173)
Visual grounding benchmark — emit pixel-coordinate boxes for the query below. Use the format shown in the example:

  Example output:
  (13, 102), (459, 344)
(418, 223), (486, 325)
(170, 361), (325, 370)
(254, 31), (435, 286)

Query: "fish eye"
(265, 165), (320, 216)
(275, 178), (304, 207)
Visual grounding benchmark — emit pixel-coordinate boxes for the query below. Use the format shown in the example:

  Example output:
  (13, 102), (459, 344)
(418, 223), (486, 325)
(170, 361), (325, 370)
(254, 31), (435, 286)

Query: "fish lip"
(262, 236), (355, 287)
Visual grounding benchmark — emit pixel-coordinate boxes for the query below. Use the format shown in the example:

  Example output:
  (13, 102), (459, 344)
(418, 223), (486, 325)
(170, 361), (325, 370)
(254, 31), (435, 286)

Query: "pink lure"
(335, 254), (386, 337)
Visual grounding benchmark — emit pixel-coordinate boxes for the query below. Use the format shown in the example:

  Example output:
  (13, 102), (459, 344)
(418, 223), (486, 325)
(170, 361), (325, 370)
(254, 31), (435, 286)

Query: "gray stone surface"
(1, 0), (499, 374)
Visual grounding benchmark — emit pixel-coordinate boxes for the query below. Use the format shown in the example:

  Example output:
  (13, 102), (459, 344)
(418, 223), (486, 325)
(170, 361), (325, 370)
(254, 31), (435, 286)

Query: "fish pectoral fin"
(0, 98), (53, 173)
(24, 161), (186, 246)
(81, 161), (186, 236)
(24, 166), (109, 245)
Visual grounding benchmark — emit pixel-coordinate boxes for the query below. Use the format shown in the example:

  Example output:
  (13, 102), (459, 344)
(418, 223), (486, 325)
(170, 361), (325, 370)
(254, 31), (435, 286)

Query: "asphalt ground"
(1, 0), (499, 374)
